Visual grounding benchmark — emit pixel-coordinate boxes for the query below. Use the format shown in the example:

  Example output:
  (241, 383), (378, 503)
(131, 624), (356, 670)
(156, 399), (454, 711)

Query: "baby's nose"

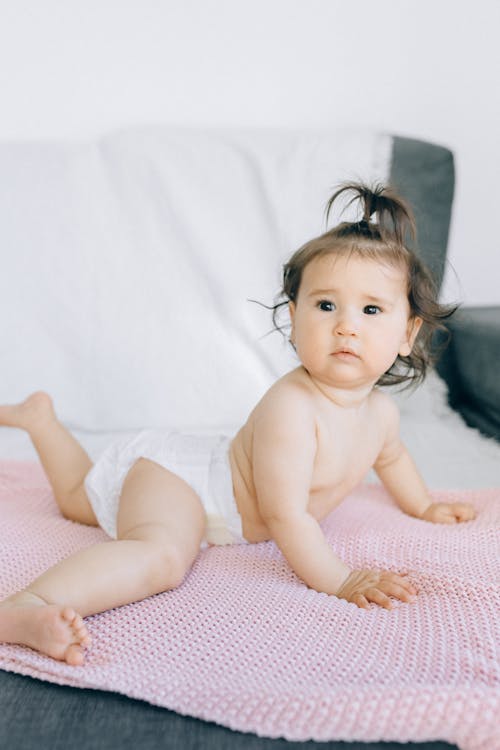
(334, 315), (358, 336)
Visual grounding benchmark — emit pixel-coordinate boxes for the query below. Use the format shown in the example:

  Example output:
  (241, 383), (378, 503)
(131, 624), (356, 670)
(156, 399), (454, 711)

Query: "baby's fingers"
(382, 582), (417, 604)
(452, 503), (476, 522)
(382, 572), (417, 596)
(366, 588), (393, 610)
(353, 593), (370, 610)
(378, 573), (418, 603)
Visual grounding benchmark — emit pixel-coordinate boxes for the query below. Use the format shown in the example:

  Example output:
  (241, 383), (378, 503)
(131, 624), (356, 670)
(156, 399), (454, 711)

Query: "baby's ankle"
(2, 589), (50, 608)
(0, 392), (56, 433)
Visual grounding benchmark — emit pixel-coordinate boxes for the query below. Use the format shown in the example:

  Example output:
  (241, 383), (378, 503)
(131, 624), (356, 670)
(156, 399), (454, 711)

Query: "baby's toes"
(60, 608), (90, 646)
(71, 612), (84, 629)
(61, 606), (77, 624)
(71, 615), (91, 645)
(76, 627), (91, 647)
(64, 643), (85, 666)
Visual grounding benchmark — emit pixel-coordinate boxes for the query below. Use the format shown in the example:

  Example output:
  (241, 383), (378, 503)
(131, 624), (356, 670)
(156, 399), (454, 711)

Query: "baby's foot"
(0, 591), (91, 665)
(0, 391), (55, 432)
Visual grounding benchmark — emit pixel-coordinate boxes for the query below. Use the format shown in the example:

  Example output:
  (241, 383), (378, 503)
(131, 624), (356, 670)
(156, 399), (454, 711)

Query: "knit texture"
(0, 460), (498, 750)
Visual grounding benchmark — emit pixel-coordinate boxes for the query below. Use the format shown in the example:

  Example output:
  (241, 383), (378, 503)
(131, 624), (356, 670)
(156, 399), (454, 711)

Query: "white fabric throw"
(0, 126), (391, 432)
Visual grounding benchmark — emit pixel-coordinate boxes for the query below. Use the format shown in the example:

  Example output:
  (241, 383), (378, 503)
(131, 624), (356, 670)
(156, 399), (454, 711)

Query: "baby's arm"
(252, 386), (416, 609)
(252, 386), (351, 595)
(373, 395), (476, 523)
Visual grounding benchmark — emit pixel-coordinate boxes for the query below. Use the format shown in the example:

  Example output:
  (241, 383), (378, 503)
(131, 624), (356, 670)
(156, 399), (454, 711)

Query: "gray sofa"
(392, 137), (499, 445)
(436, 307), (500, 442)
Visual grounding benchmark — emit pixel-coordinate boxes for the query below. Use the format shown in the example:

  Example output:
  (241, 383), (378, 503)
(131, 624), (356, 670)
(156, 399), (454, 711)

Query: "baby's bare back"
(229, 366), (391, 543)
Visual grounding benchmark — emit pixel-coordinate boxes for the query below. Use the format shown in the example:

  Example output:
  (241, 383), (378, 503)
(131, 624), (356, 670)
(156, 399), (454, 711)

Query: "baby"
(0, 182), (476, 666)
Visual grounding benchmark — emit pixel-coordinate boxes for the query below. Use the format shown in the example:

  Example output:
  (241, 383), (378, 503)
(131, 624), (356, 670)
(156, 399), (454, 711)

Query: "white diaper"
(83, 430), (248, 550)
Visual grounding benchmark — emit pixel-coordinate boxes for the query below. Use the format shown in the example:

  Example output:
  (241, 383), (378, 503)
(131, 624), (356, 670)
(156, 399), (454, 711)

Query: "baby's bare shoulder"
(257, 375), (315, 420)
(369, 388), (400, 425)
(247, 372), (316, 437)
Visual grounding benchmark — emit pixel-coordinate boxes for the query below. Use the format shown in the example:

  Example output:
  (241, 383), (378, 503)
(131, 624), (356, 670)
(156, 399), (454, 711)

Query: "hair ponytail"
(324, 182), (417, 247)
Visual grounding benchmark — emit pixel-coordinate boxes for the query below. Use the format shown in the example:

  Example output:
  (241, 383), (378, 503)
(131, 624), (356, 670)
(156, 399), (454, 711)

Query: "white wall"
(1, 0), (498, 305)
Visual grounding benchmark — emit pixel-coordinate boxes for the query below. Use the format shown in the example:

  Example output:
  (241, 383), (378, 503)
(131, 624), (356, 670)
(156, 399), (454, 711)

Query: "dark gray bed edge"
(0, 671), (459, 750)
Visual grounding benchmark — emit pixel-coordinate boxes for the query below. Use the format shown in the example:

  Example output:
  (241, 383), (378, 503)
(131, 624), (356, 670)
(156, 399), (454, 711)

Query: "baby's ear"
(399, 316), (423, 357)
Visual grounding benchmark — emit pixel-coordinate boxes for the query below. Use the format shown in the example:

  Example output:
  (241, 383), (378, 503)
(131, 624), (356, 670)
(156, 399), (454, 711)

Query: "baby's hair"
(269, 181), (458, 390)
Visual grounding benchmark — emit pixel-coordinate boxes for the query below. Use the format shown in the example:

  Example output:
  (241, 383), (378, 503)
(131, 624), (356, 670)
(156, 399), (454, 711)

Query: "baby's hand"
(420, 502), (477, 524)
(336, 569), (416, 610)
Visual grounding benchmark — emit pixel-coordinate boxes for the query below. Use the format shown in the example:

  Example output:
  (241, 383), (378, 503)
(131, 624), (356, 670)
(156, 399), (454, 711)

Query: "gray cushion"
(436, 306), (500, 441)
(390, 136), (454, 292)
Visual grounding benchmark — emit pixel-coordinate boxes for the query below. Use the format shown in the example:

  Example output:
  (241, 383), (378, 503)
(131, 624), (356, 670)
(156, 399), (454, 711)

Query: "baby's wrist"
(415, 501), (434, 520)
(333, 566), (352, 596)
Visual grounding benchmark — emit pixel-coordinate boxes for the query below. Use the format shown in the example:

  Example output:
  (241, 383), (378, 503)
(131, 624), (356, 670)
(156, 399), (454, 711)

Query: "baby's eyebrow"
(307, 288), (336, 297)
(364, 294), (394, 307)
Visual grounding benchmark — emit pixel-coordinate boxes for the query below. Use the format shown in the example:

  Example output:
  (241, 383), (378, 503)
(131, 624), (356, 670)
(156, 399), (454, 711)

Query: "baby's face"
(288, 254), (422, 389)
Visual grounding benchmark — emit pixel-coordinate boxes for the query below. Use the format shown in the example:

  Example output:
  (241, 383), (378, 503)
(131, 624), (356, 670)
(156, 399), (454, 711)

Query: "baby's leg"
(0, 458), (206, 664)
(0, 392), (97, 525)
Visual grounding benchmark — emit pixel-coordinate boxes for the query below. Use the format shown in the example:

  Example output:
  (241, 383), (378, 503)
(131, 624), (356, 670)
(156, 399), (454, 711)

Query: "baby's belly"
(228, 439), (274, 542)
(306, 473), (369, 519)
(228, 439), (355, 543)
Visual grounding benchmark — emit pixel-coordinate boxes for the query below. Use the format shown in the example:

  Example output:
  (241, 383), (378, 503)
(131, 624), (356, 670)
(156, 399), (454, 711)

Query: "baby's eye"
(363, 305), (382, 315)
(317, 300), (335, 312)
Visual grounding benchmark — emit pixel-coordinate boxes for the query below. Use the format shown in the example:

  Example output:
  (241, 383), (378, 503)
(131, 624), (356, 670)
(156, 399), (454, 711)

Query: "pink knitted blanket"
(0, 461), (498, 749)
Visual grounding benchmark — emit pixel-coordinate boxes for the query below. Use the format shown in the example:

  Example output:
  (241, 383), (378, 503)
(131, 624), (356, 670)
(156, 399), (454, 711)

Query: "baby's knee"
(148, 542), (188, 590)
(121, 524), (189, 589)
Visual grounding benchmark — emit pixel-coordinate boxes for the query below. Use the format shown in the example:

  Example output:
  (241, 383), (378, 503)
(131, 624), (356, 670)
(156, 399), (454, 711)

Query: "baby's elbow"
(265, 511), (316, 549)
(374, 441), (406, 472)
(257, 488), (310, 529)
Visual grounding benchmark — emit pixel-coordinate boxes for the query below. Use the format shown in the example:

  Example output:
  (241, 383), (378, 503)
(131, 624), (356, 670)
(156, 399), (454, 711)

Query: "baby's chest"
(311, 421), (383, 491)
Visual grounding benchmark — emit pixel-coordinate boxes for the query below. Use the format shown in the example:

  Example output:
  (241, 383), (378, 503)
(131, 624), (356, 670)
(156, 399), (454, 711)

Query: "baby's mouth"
(332, 348), (360, 359)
